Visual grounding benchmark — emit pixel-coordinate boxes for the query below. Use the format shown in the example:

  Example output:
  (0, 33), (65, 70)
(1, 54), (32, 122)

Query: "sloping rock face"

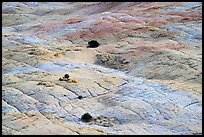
(2, 2), (202, 135)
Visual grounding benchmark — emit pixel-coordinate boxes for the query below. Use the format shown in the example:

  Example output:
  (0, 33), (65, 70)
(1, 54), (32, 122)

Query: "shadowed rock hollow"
(2, 2), (202, 135)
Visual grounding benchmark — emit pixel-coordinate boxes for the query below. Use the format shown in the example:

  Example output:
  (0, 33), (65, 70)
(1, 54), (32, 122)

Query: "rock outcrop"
(2, 2), (202, 135)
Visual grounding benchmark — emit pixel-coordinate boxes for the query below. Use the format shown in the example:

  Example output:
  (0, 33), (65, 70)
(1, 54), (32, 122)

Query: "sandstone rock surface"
(2, 2), (202, 135)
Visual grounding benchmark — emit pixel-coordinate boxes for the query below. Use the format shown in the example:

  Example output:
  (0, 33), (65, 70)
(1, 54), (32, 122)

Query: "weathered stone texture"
(2, 2), (202, 135)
